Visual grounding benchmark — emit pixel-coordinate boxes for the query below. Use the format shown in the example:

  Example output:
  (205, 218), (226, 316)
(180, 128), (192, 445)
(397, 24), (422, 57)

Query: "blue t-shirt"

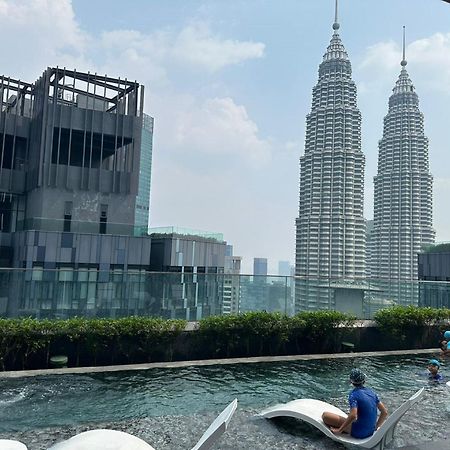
(429, 372), (444, 382)
(348, 386), (380, 439)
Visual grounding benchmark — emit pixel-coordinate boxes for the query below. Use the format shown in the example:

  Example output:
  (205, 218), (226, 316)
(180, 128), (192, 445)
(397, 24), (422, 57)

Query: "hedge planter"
(0, 307), (449, 372)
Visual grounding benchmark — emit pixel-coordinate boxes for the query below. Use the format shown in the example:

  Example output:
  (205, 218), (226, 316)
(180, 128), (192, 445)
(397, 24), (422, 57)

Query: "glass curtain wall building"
(134, 113), (153, 233)
(295, 4), (366, 312)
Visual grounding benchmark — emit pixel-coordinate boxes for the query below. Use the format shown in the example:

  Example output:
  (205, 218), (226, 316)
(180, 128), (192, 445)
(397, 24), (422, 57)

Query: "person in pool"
(440, 331), (450, 355)
(322, 368), (388, 439)
(427, 359), (444, 382)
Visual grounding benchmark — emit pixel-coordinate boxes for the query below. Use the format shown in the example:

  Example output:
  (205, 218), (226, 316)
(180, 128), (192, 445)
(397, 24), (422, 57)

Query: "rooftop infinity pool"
(0, 354), (449, 449)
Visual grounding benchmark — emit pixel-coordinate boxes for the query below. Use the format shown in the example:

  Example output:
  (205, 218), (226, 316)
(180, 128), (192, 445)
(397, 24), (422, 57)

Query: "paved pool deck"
(0, 348), (439, 378)
(397, 439), (449, 449)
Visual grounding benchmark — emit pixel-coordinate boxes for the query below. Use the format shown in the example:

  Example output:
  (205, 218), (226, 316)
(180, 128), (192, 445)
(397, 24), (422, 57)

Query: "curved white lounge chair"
(47, 398), (238, 450)
(0, 440), (28, 450)
(260, 388), (424, 450)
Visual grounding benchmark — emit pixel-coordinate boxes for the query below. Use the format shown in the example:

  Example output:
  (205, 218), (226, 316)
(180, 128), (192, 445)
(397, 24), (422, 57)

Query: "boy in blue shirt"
(322, 368), (388, 439)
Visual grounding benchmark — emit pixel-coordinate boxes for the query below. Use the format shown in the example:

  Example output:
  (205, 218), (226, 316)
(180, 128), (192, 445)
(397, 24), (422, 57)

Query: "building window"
(100, 204), (108, 234)
(64, 201), (73, 232)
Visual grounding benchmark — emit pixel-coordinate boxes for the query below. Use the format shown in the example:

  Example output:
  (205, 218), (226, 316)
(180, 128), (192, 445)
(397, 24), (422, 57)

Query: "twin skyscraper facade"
(295, 7), (434, 311)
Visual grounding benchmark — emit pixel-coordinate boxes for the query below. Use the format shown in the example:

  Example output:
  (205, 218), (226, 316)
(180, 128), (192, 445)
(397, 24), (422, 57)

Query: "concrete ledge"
(0, 348), (438, 379)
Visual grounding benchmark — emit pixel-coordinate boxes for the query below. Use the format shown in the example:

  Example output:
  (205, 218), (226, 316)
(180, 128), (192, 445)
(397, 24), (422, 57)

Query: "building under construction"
(0, 67), (155, 316)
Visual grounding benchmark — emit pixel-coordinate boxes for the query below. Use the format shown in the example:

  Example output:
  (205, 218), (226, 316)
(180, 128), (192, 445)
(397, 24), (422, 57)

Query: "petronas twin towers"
(295, 3), (434, 311)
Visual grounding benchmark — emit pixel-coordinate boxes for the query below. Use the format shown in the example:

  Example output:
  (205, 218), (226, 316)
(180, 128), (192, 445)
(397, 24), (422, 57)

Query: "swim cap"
(428, 359), (441, 368)
(350, 368), (366, 384)
(444, 331), (450, 340)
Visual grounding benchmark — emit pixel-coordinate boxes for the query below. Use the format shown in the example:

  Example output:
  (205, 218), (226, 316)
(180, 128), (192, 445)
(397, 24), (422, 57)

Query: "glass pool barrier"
(0, 268), (449, 320)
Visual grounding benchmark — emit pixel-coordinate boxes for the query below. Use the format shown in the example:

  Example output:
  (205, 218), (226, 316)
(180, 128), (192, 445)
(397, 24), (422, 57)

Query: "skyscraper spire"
(401, 25), (407, 67)
(393, 26), (414, 95)
(333, 0), (340, 31)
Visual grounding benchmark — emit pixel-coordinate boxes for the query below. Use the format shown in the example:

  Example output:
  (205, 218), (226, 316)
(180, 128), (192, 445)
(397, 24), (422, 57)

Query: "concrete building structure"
(0, 68), (230, 320)
(149, 227), (227, 320)
(418, 244), (450, 308)
(295, 3), (366, 311)
(369, 30), (435, 305)
(223, 245), (242, 314)
(0, 67), (155, 317)
(365, 219), (374, 278)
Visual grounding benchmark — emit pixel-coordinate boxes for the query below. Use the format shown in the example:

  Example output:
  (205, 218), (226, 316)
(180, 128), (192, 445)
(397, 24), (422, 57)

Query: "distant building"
(365, 220), (374, 278)
(369, 30), (434, 305)
(295, 5), (365, 312)
(278, 260), (291, 277)
(135, 113), (154, 233)
(253, 258), (268, 276)
(223, 245), (242, 314)
(149, 227), (226, 320)
(418, 244), (450, 308)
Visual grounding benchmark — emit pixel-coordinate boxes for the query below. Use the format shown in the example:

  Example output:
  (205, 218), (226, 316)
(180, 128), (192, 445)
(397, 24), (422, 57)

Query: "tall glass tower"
(134, 113), (154, 233)
(295, 1), (366, 311)
(369, 29), (434, 305)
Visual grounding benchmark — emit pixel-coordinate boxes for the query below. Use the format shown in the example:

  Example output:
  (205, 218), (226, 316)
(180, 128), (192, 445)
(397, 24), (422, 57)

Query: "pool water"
(0, 354), (449, 449)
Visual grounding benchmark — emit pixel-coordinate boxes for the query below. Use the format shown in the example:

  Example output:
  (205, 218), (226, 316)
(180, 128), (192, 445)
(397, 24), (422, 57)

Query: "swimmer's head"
(444, 331), (450, 340)
(428, 359), (441, 375)
(350, 368), (366, 386)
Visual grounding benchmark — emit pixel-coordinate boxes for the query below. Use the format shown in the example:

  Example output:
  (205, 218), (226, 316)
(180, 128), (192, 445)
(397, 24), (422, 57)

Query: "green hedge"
(1, 308), (449, 371)
(198, 310), (354, 357)
(374, 305), (450, 332)
(0, 317), (186, 371)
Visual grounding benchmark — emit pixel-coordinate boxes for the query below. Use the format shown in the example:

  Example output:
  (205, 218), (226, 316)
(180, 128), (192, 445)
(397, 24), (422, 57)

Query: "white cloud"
(0, 0), (289, 268)
(0, 1), (265, 85)
(172, 22), (265, 71)
(359, 32), (450, 95)
(170, 97), (271, 166)
(0, 0), (89, 80)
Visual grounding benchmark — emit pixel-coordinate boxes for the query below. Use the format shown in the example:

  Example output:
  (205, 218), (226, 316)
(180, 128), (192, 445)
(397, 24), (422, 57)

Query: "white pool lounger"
(0, 440), (28, 450)
(47, 399), (237, 450)
(260, 388), (424, 450)
(0, 399), (237, 450)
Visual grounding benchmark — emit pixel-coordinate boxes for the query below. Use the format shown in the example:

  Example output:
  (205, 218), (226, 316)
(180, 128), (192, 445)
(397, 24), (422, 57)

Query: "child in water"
(440, 331), (450, 355)
(427, 359), (444, 382)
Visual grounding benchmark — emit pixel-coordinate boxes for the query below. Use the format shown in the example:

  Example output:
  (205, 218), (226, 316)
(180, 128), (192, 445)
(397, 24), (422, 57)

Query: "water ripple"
(0, 354), (449, 448)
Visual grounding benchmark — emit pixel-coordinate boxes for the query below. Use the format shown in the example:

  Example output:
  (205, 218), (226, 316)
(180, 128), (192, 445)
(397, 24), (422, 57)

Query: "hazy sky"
(2, 0), (450, 273)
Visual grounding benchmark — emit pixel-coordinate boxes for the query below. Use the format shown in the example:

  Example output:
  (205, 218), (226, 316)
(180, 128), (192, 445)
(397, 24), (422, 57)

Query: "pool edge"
(0, 348), (440, 379)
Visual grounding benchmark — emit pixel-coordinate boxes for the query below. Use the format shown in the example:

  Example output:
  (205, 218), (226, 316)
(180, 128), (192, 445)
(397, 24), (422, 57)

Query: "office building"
(134, 113), (153, 233)
(278, 260), (291, 277)
(369, 30), (435, 305)
(253, 257), (268, 276)
(223, 245), (242, 314)
(0, 67), (154, 317)
(149, 227), (226, 320)
(418, 244), (450, 308)
(295, 4), (365, 311)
